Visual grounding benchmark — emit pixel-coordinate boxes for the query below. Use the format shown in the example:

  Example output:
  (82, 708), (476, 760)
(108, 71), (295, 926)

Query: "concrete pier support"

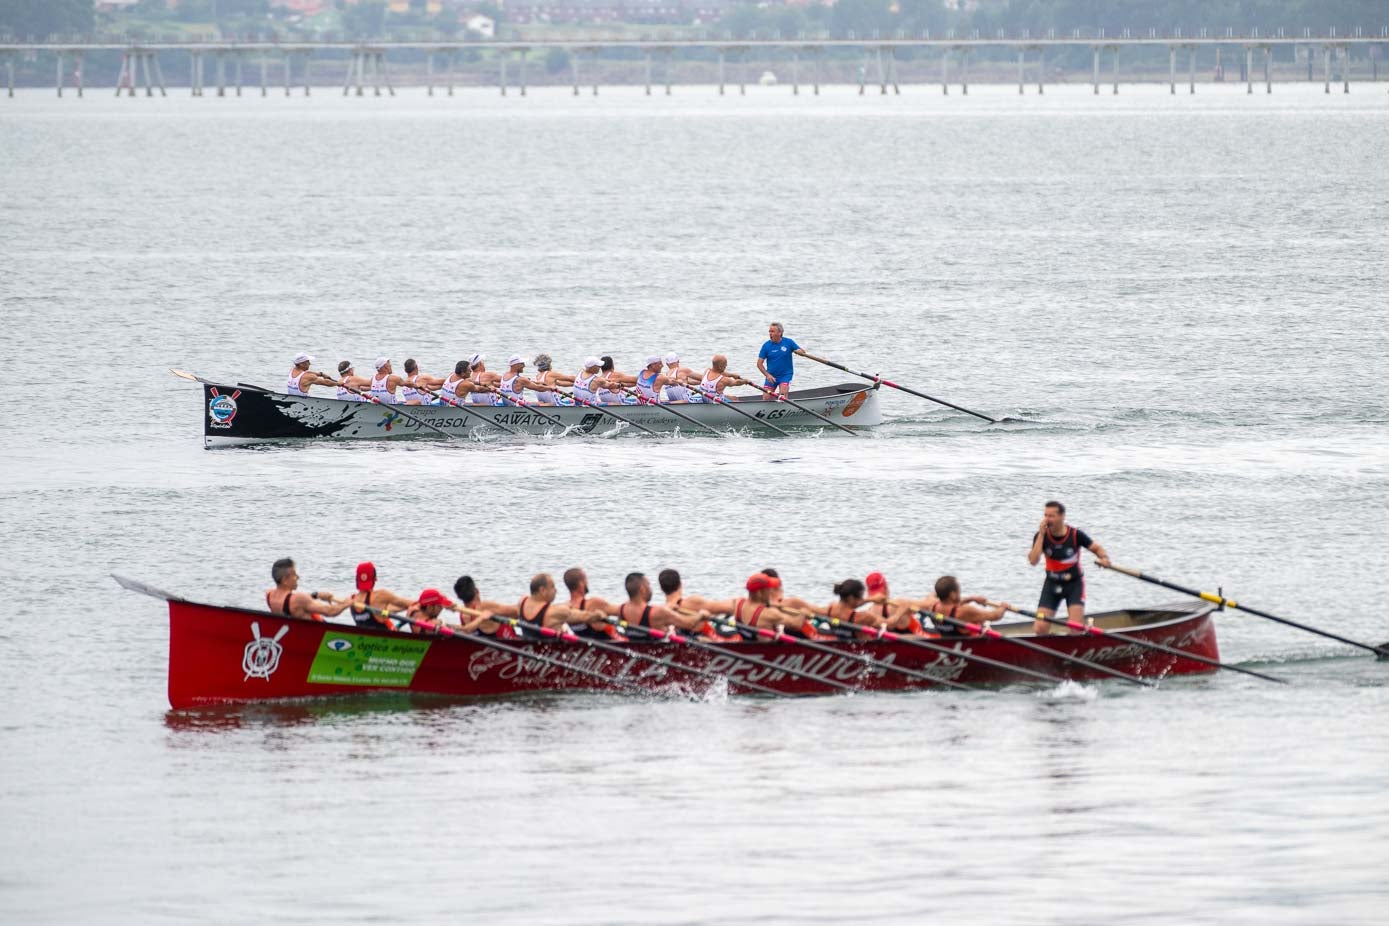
(234, 52), (243, 96)
(1037, 50), (1044, 93)
(1265, 46), (1272, 92)
(1189, 46), (1196, 93)
(1169, 46), (1177, 93)
(499, 51), (507, 96)
(941, 49), (949, 95)
(858, 51), (867, 95)
(1112, 46), (1120, 93)
(718, 50), (725, 95)
(447, 51), (456, 96)
(889, 48), (900, 94)
(814, 47), (822, 96)
(302, 52), (312, 96)
(571, 51), (580, 96)
(663, 48), (672, 95)
(644, 51), (652, 95)
(738, 49), (745, 95)
(284, 52), (292, 97)
(1017, 48), (1025, 94)
(961, 49), (969, 94)
(1091, 46), (1100, 93)
(6, 53), (14, 98)
(263, 54), (270, 97)
(1342, 46), (1350, 92)
(380, 52), (395, 96)
(426, 52), (434, 96)
(56, 51), (64, 98)
(215, 51), (226, 97)
(519, 50), (528, 96)
(1323, 44), (1331, 92)
(75, 52), (84, 97)
(791, 50), (799, 95)
(1245, 46), (1253, 93)
(151, 53), (166, 96)
(877, 47), (888, 95)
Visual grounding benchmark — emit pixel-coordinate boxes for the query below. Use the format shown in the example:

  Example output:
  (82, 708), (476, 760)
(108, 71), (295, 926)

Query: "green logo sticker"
(307, 632), (432, 687)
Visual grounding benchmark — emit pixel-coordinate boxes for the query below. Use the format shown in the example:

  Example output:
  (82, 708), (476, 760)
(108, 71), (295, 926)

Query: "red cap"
(745, 573), (782, 593)
(355, 561), (377, 592)
(865, 571), (887, 593)
(417, 588), (455, 609)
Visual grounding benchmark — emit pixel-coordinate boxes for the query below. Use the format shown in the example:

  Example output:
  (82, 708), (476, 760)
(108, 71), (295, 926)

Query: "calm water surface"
(2, 84), (1387, 924)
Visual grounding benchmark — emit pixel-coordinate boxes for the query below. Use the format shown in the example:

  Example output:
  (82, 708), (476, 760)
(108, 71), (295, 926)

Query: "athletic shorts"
(1039, 571), (1086, 611)
(764, 376), (792, 388)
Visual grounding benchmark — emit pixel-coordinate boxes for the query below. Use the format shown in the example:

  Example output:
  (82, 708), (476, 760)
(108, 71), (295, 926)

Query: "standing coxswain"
(400, 359), (445, 405)
(264, 558), (351, 622)
(755, 322), (807, 399)
(335, 361), (372, 401)
(532, 354), (576, 405)
(369, 358), (405, 404)
(1027, 500), (1111, 635)
(287, 353), (340, 396)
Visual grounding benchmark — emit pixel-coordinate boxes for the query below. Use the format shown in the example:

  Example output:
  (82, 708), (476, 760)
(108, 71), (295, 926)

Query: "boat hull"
(167, 598), (1221, 708)
(200, 381), (882, 446)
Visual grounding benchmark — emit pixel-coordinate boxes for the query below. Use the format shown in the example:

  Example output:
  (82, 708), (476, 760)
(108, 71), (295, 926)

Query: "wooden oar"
(988, 600), (1288, 685)
(926, 611), (1155, 687)
(554, 388), (659, 436)
(409, 383), (525, 436)
(801, 352), (999, 423)
(657, 611), (862, 694)
(688, 387), (794, 437)
(620, 387), (725, 436)
(1103, 563), (1389, 660)
(253, 379), (467, 444)
(734, 380), (859, 436)
(812, 615), (1065, 686)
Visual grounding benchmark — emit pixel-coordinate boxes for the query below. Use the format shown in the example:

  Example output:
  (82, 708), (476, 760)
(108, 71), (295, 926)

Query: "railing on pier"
(2, 30), (1386, 99)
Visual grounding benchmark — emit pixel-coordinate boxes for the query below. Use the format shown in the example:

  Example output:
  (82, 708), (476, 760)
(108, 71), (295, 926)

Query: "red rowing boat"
(131, 579), (1222, 707)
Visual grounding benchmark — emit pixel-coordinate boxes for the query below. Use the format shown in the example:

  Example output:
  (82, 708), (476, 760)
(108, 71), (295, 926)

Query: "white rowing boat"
(197, 378), (882, 446)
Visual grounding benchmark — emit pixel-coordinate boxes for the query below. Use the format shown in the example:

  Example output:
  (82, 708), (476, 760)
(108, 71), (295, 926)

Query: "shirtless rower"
(466, 354), (502, 404)
(369, 358), (406, 404)
(400, 359), (445, 405)
(826, 577), (928, 636)
(517, 573), (602, 636)
(571, 357), (616, 406)
(335, 361), (372, 402)
(736, 573), (834, 640)
(597, 356), (637, 404)
(347, 561), (414, 631)
(264, 558), (351, 622)
(562, 567), (622, 638)
(498, 355), (554, 407)
(615, 572), (709, 634)
(699, 355), (753, 401)
(452, 575), (518, 637)
(1027, 500), (1111, 635)
(286, 353), (339, 397)
(532, 354), (576, 405)
(439, 361), (495, 405)
(660, 353), (701, 403)
(927, 576), (1013, 631)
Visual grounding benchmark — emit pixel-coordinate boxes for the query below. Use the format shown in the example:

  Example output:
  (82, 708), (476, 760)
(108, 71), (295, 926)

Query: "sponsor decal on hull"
(243, 621), (288, 681)
(307, 632), (432, 687)
(208, 388), (241, 429)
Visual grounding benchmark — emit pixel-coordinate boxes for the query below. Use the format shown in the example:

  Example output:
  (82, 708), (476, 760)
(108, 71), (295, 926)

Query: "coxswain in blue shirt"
(755, 322), (806, 399)
(1027, 500), (1111, 635)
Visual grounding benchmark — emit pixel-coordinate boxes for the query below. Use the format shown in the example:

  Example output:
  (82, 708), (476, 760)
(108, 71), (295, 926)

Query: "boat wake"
(1036, 679), (1098, 702)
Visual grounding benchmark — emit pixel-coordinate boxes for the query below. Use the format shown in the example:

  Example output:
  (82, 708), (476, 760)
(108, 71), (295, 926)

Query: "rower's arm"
(479, 600), (520, 619)
(376, 590), (415, 611)
(781, 595), (828, 616)
(458, 611), (494, 633)
(554, 373), (577, 387)
(1027, 531), (1044, 566)
(685, 595), (737, 615)
(302, 594), (348, 619)
(1089, 542), (1111, 568)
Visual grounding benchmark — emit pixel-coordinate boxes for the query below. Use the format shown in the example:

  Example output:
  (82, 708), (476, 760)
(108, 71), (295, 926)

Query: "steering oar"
(801, 352), (999, 423)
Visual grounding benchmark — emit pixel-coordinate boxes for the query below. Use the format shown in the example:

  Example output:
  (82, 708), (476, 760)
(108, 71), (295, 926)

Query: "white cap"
(469, 353), (484, 368)
(582, 356), (601, 370)
(373, 357), (389, 371)
(643, 355), (662, 368)
(293, 352), (313, 366)
(663, 352), (679, 366)
(506, 354), (524, 367)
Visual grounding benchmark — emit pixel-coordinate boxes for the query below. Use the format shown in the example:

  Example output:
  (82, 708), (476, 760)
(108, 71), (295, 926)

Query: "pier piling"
(1091, 46), (1099, 93)
(499, 50), (507, 96)
(55, 51), (63, 98)
(519, 50), (527, 96)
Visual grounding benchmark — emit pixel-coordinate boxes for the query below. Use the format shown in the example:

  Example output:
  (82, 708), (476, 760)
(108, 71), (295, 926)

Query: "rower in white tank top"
(401, 375), (426, 405)
(370, 371), (396, 404)
(699, 369), (723, 397)
(661, 353), (694, 403)
(531, 371), (558, 405)
(287, 370), (310, 396)
(573, 371), (600, 404)
(440, 374), (464, 401)
(499, 372), (525, 405)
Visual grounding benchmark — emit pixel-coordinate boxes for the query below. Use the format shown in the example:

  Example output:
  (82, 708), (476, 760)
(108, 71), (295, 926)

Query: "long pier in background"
(2, 31), (1386, 99)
